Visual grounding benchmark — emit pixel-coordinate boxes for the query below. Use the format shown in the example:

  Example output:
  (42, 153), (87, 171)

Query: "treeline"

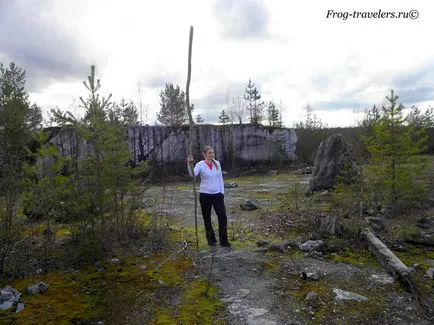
(157, 79), (284, 127)
(296, 126), (434, 165)
(297, 90), (433, 218)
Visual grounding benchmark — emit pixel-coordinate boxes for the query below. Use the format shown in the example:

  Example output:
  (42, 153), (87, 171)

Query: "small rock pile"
(0, 282), (49, 314)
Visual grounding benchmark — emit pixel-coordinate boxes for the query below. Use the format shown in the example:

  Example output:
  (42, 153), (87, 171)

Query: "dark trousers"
(199, 193), (229, 245)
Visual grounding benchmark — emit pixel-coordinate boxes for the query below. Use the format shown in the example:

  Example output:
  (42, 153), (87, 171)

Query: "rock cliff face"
(127, 124), (297, 170)
(45, 125), (297, 174)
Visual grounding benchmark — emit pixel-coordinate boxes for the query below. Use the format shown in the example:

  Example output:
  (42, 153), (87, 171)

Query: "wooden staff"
(185, 26), (199, 250)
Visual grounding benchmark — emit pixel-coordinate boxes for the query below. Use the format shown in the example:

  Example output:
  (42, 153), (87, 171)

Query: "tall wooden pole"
(185, 26), (199, 250)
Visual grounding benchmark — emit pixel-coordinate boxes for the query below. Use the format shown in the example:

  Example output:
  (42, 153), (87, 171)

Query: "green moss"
(395, 245), (434, 272)
(291, 280), (332, 301)
(394, 245), (434, 296)
(389, 225), (420, 238)
(148, 277), (225, 325)
(320, 202), (335, 213)
(330, 249), (378, 267)
(286, 249), (305, 260)
(284, 277), (387, 325)
(175, 185), (190, 191)
(4, 272), (99, 325)
(253, 190), (274, 200)
(328, 296), (387, 325)
(173, 224), (209, 248)
(0, 310), (17, 324)
(261, 260), (280, 272)
(146, 256), (194, 286)
(177, 278), (224, 325)
(55, 226), (71, 238)
(325, 237), (379, 268)
(152, 310), (177, 325)
(22, 223), (45, 237)
(138, 211), (154, 227)
(1, 253), (195, 325)
(232, 229), (284, 250)
(16, 288), (87, 325)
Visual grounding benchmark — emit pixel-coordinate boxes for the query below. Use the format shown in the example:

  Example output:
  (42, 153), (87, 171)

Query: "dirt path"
(145, 173), (432, 324)
(144, 172), (307, 229)
(200, 247), (286, 325)
(197, 246), (431, 325)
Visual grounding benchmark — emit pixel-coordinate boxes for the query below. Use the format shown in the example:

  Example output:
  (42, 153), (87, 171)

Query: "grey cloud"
(393, 70), (429, 89)
(191, 88), (230, 123)
(143, 75), (173, 89)
(395, 87), (434, 104)
(311, 59), (434, 112)
(214, 0), (270, 39)
(0, 1), (89, 92)
(140, 67), (184, 89)
(316, 87), (434, 113)
(316, 100), (365, 110)
(314, 82), (373, 112)
(385, 60), (434, 104)
(311, 56), (364, 94)
(392, 60), (434, 89)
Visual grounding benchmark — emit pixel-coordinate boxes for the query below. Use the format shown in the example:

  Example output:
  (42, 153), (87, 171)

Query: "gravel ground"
(144, 172), (433, 325)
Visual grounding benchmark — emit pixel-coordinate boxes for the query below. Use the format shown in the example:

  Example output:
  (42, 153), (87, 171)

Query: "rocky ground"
(198, 247), (429, 325)
(144, 171), (434, 325)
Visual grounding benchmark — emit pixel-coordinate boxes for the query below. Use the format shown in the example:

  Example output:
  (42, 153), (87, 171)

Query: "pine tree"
(218, 109), (230, 124)
(81, 66), (144, 248)
(361, 105), (381, 128)
(121, 99), (139, 126)
(195, 114), (204, 123)
(294, 104), (330, 164)
(22, 131), (71, 225)
(406, 105), (434, 128)
(108, 98), (139, 126)
(364, 90), (429, 216)
(157, 83), (190, 126)
(244, 79), (264, 124)
(51, 66), (148, 254)
(267, 101), (281, 127)
(295, 105), (327, 129)
(0, 62), (41, 274)
(28, 103), (43, 130)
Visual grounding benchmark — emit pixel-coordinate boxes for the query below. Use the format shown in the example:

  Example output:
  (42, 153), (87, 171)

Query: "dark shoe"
(220, 241), (231, 247)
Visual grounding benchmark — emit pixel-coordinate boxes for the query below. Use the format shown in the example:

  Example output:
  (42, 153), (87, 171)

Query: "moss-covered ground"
(2, 156), (433, 324)
(0, 227), (225, 325)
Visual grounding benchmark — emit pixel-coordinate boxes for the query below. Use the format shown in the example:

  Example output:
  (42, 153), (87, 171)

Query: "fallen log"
(363, 229), (433, 320)
(362, 229), (410, 278)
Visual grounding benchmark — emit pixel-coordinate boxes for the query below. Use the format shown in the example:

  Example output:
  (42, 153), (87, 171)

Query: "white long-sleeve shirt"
(187, 160), (225, 194)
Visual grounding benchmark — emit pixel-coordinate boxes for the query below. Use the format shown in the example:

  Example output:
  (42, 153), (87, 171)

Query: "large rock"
(0, 286), (21, 310)
(25, 282), (49, 295)
(299, 240), (324, 252)
(305, 134), (357, 195)
(333, 288), (368, 301)
(240, 199), (260, 211)
(314, 216), (344, 236)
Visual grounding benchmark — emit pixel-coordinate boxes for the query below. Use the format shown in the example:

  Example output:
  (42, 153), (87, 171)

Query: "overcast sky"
(1, 0), (434, 127)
